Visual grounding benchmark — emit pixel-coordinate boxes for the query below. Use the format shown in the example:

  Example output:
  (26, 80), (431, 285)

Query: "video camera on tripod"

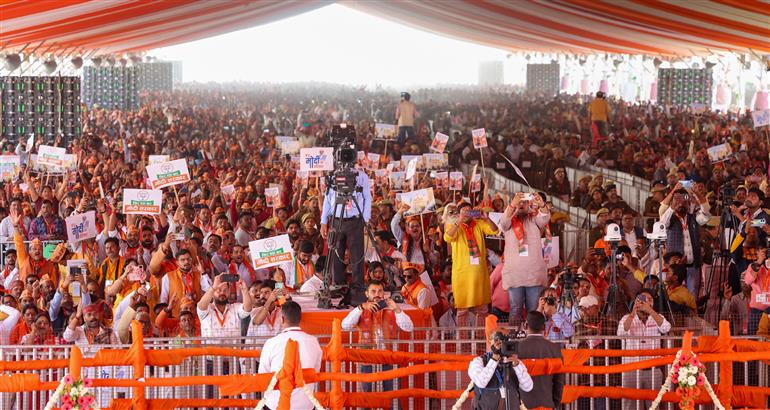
(326, 123), (359, 195)
(492, 330), (527, 358)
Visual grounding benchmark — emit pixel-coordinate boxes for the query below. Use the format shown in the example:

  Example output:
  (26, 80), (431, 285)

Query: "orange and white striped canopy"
(1, 0), (768, 56)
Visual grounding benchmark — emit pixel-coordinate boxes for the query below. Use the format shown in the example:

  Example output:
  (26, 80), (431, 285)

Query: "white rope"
(43, 379), (66, 410)
(649, 350), (725, 410)
(254, 372), (280, 410)
(451, 381), (475, 410)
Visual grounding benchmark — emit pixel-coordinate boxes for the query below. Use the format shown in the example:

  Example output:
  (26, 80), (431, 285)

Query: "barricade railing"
(0, 319), (769, 409)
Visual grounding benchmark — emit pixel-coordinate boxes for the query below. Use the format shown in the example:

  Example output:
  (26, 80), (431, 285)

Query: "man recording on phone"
(468, 329), (533, 410)
(341, 280), (413, 392)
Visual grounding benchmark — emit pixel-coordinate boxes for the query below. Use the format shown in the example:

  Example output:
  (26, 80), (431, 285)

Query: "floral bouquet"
(670, 353), (706, 410)
(44, 375), (97, 410)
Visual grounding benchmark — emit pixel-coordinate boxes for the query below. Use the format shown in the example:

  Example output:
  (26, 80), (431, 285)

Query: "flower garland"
(253, 371), (326, 410)
(649, 350), (724, 410)
(44, 375), (97, 410)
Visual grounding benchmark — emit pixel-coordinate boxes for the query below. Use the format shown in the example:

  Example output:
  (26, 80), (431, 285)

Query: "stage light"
(653, 57), (662, 68)
(130, 55), (142, 65)
(91, 57), (102, 67)
(704, 62), (716, 69)
(119, 58), (127, 66)
(43, 59), (57, 74)
(613, 59), (623, 68)
(4, 54), (21, 71)
(71, 57), (83, 69)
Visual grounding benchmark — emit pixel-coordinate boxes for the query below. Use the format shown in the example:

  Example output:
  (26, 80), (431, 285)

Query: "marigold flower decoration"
(44, 375), (97, 410)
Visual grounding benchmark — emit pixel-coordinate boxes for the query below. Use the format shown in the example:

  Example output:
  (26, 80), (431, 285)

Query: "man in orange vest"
(11, 209), (57, 285)
(341, 280), (413, 392)
(160, 249), (211, 318)
(401, 265), (434, 327)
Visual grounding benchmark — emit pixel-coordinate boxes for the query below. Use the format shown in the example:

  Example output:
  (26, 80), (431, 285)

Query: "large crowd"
(0, 83), (767, 356)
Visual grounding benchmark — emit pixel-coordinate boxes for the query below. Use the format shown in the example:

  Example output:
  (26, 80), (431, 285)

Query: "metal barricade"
(2, 330), (767, 409)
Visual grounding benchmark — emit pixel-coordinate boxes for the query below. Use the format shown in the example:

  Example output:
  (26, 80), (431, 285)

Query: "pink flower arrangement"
(670, 352), (706, 410)
(83, 378), (94, 388)
(62, 375), (73, 385)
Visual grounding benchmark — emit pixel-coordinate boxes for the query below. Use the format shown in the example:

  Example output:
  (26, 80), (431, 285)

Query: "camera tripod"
(704, 197), (738, 321)
(318, 183), (382, 308)
(650, 239), (675, 324)
(601, 242), (628, 318)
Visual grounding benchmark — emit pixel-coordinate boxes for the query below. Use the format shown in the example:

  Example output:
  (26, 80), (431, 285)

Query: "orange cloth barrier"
(300, 309), (424, 335)
(6, 319), (770, 409)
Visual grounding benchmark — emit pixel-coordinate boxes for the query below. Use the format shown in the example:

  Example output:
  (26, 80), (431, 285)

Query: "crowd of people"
(0, 83), (766, 354)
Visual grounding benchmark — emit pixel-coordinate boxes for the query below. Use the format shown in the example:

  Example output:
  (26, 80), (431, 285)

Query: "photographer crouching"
(468, 330), (533, 410)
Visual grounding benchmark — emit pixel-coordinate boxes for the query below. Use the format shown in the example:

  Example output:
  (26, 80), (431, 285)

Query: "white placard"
(265, 187), (281, 208)
(366, 153), (381, 170)
(753, 109), (770, 128)
(66, 211), (97, 243)
(122, 189), (163, 215)
(400, 155), (422, 170)
(146, 159), (191, 189)
(488, 212), (504, 235)
(449, 172), (464, 191)
(148, 155), (170, 165)
(430, 132), (449, 153)
(433, 171), (448, 189)
(299, 147), (334, 172)
(542, 237), (560, 269)
(375, 123), (397, 140)
(389, 171), (406, 190)
(280, 140), (301, 155)
(406, 157), (418, 180)
(0, 155), (20, 181)
(422, 153), (447, 170)
(472, 128), (488, 149)
(399, 188), (436, 216)
(249, 235), (295, 270)
(706, 143), (732, 163)
(37, 145), (67, 167)
(221, 184), (235, 202)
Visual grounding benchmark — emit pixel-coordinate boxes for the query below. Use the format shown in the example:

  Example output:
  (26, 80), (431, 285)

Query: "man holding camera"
(468, 330), (533, 410)
(341, 280), (413, 392)
(518, 311), (565, 410)
(660, 184), (710, 298)
(537, 288), (574, 341)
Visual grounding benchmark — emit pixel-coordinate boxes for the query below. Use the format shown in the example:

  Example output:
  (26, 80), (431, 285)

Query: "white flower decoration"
(687, 375), (697, 386)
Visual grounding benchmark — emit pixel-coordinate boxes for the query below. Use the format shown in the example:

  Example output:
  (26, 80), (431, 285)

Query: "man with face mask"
(660, 184), (710, 298)
(617, 289), (671, 410)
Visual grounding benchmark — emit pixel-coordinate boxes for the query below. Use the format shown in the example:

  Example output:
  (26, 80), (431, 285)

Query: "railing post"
(716, 321), (732, 410)
(68, 345), (82, 380)
(130, 320), (147, 409)
(328, 319), (345, 410)
(277, 339), (300, 410)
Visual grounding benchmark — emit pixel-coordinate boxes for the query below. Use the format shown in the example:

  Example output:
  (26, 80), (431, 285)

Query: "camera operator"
(660, 183), (710, 298)
(537, 288), (574, 341)
(550, 268), (581, 323)
(468, 330), (533, 410)
(320, 141), (373, 305)
(518, 311), (564, 410)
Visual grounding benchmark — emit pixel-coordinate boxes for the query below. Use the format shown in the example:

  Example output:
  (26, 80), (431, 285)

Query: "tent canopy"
(1, 0), (768, 56)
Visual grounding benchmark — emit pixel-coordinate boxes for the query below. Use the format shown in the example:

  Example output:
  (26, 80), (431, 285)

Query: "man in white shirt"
(197, 273), (253, 339)
(617, 289), (671, 410)
(341, 280), (413, 392)
(468, 329), (533, 409)
(1, 249), (18, 290)
(258, 301), (322, 410)
(0, 198), (30, 244)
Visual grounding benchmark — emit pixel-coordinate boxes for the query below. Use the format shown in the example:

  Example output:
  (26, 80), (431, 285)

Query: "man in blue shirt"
(537, 288), (574, 342)
(320, 168), (372, 304)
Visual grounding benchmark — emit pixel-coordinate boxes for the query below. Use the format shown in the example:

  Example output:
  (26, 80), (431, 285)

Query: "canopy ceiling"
(1, 0), (768, 57)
